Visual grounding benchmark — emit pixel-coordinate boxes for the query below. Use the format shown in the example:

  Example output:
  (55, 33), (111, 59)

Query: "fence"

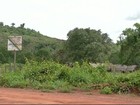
(0, 63), (23, 73)
(89, 63), (137, 72)
(109, 64), (137, 72)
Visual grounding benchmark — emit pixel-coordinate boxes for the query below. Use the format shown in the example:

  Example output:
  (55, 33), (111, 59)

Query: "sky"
(0, 0), (140, 43)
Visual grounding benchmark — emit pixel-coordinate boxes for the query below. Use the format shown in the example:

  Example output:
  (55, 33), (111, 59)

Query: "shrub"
(100, 86), (112, 94)
(69, 68), (92, 87)
(0, 71), (29, 88)
(0, 60), (140, 95)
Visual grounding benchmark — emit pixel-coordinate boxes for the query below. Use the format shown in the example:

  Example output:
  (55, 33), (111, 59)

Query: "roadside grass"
(0, 60), (140, 94)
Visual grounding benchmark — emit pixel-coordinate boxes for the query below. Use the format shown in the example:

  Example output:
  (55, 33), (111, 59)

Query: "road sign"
(8, 36), (22, 51)
(8, 36), (22, 71)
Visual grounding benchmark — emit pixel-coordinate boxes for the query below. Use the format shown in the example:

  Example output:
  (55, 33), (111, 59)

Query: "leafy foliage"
(100, 87), (112, 94)
(0, 71), (29, 88)
(0, 60), (140, 94)
(118, 23), (140, 66)
(0, 22), (64, 64)
(65, 28), (115, 63)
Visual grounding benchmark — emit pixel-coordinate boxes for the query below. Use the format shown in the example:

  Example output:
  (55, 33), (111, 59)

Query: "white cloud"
(126, 12), (140, 21)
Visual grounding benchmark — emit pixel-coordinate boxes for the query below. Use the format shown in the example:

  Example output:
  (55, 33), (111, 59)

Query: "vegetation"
(0, 22), (118, 64)
(118, 23), (140, 66)
(0, 22), (64, 64)
(0, 22), (140, 95)
(65, 28), (115, 63)
(0, 60), (140, 94)
(100, 87), (112, 94)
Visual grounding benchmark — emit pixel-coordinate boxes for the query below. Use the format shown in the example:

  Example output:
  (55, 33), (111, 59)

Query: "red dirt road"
(0, 88), (140, 104)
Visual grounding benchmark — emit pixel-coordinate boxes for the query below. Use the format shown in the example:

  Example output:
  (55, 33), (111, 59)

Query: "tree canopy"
(118, 23), (140, 66)
(65, 28), (114, 63)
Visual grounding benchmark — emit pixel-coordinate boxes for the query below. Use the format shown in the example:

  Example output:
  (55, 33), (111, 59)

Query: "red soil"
(0, 88), (140, 104)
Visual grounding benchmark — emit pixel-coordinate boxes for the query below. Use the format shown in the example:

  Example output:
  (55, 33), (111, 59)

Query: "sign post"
(8, 36), (22, 71)
(14, 50), (16, 70)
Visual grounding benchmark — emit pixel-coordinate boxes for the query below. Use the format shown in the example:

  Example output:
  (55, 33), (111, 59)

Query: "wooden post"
(14, 50), (16, 71)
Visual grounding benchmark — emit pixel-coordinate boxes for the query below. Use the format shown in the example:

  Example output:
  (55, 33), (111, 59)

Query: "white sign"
(8, 36), (22, 51)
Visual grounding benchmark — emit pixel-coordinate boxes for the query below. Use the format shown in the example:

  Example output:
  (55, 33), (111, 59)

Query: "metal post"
(14, 50), (16, 71)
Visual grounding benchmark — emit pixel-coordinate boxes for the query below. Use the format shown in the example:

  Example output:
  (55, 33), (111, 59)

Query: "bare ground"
(0, 88), (140, 104)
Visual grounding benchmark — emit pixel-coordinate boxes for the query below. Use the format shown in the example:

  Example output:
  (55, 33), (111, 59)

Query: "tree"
(0, 22), (4, 27)
(20, 23), (25, 28)
(119, 23), (140, 66)
(66, 28), (88, 62)
(11, 23), (15, 27)
(65, 28), (114, 63)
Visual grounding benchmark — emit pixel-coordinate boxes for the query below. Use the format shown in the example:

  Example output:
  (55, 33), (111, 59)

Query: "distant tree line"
(0, 22), (64, 64)
(0, 22), (140, 67)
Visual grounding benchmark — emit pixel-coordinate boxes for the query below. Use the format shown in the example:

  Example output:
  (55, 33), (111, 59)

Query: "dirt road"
(0, 88), (140, 104)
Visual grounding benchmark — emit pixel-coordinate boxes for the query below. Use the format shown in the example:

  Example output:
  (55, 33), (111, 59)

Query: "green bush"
(23, 60), (71, 82)
(0, 71), (29, 88)
(100, 87), (112, 94)
(0, 60), (140, 94)
(69, 66), (92, 87)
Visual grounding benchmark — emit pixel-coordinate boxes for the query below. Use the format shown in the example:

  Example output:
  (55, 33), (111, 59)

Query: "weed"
(0, 60), (140, 95)
(100, 87), (112, 94)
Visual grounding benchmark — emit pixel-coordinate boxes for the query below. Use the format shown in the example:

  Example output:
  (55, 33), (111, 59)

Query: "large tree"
(65, 28), (114, 63)
(119, 23), (140, 66)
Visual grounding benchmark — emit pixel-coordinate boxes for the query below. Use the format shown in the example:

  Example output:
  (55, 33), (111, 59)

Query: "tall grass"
(0, 60), (140, 94)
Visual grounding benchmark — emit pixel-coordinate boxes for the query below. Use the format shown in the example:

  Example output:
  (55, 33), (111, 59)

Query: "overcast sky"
(0, 0), (140, 42)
